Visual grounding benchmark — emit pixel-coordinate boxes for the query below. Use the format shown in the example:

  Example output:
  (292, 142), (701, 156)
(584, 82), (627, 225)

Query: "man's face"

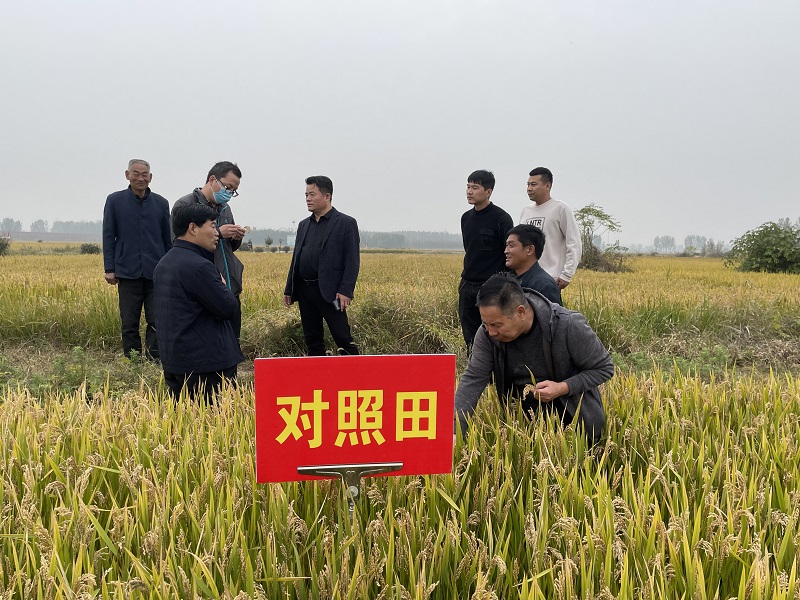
(526, 175), (550, 205)
(125, 162), (152, 196)
(505, 234), (533, 273)
(305, 184), (331, 214)
(193, 219), (219, 252)
(213, 171), (241, 198)
(479, 304), (527, 343)
(466, 182), (491, 209)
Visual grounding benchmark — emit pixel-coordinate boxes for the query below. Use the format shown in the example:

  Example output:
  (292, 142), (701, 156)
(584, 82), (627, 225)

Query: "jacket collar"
(127, 186), (151, 201)
(526, 290), (558, 343)
(192, 187), (228, 216)
(173, 238), (216, 262)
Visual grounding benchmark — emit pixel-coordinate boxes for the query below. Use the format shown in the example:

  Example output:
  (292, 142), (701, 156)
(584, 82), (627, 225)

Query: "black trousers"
(164, 366), (238, 404)
(458, 279), (484, 347)
(117, 277), (157, 359)
(295, 280), (359, 356)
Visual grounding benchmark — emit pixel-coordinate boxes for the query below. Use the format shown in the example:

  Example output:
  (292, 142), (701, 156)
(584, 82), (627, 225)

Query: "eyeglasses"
(214, 177), (239, 197)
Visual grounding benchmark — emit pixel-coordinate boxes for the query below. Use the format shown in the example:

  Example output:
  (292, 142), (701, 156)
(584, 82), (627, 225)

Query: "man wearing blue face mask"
(172, 161), (245, 340)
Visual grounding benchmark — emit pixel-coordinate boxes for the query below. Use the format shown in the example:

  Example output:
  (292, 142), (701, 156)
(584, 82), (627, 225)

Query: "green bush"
(0, 236), (9, 256)
(80, 243), (101, 255)
(725, 222), (800, 273)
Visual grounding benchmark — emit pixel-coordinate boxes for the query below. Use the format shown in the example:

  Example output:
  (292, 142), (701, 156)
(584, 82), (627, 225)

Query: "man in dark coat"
(154, 203), (243, 402)
(102, 159), (171, 359)
(283, 175), (360, 355)
(504, 224), (562, 305)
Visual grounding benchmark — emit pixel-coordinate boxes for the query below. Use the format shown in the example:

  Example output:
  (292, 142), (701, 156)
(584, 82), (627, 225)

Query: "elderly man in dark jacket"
(154, 203), (243, 402)
(454, 274), (613, 445)
(102, 159), (172, 359)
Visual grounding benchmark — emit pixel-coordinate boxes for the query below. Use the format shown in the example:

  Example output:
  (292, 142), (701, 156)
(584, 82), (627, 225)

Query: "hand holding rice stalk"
(523, 368), (547, 403)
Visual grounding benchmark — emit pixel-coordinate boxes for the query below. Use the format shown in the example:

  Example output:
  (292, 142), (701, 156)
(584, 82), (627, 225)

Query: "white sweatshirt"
(518, 198), (582, 281)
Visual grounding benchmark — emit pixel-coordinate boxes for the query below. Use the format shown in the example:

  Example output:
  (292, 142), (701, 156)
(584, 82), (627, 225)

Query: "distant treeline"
(244, 227), (462, 250)
(52, 220), (104, 234)
(3, 220), (462, 250)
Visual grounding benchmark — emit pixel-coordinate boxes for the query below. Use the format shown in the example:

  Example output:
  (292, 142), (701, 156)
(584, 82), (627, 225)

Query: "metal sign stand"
(297, 462), (403, 517)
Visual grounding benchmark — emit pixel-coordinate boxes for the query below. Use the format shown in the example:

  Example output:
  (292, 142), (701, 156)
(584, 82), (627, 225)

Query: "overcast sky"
(2, 0), (798, 246)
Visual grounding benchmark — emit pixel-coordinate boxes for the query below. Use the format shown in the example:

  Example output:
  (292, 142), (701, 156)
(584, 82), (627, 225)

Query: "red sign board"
(254, 354), (455, 482)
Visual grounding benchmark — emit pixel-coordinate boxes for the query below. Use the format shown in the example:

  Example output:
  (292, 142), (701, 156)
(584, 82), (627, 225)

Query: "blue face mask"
(213, 179), (234, 204)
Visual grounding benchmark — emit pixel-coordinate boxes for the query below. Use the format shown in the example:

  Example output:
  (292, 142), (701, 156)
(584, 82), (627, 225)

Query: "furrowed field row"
(1, 255), (800, 373)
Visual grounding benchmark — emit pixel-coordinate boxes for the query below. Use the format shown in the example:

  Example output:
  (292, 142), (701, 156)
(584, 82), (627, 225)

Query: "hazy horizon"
(2, 1), (798, 247)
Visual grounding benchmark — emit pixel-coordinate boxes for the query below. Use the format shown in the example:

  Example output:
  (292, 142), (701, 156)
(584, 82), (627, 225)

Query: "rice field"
(1, 251), (800, 598)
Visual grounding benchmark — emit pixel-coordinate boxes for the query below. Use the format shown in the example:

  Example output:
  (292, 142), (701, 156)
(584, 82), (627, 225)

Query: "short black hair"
(507, 224), (546, 260)
(476, 273), (526, 317)
(206, 161), (242, 183)
(306, 175), (333, 198)
(528, 167), (553, 186)
(172, 203), (218, 237)
(468, 170), (495, 191)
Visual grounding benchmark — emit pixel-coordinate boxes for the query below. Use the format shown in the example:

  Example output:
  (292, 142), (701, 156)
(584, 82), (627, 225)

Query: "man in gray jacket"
(454, 274), (612, 445)
(172, 161), (245, 340)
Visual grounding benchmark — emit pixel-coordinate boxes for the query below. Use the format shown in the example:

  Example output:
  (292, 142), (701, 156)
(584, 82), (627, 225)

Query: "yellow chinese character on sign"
(396, 391), (437, 440)
(335, 390), (386, 447)
(275, 390), (330, 448)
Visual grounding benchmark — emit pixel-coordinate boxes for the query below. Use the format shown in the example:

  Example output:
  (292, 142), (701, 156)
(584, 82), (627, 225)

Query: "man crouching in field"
(454, 274), (613, 445)
(154, 204), (243, 402)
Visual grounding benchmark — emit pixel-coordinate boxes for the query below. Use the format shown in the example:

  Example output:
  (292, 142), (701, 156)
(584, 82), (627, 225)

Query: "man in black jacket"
(283, 175), (360, 355)
(154, 203), (244, 402)
(504, 224), (562, 305)
(102, 159), (172, 359)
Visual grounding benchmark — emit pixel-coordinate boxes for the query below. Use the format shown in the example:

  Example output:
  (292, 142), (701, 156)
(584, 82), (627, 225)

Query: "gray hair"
(128, 159), (151, 170)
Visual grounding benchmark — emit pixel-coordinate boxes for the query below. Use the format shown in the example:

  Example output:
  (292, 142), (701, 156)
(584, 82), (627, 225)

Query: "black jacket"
(153, 239), (243, 374)
(284, 207), (360, 302)
(517, 262), (563, 305)
(102, 187), (172, 279)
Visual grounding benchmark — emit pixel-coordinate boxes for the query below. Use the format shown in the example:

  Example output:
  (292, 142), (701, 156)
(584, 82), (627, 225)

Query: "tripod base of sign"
(297, 462), (404, 517)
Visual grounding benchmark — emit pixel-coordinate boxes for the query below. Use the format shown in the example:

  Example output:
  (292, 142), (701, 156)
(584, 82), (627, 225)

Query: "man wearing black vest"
(459, 169), (513, 349)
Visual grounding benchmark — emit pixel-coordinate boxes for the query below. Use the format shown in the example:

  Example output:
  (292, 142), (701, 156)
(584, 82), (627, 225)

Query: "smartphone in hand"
(332, 297), (341, 311)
